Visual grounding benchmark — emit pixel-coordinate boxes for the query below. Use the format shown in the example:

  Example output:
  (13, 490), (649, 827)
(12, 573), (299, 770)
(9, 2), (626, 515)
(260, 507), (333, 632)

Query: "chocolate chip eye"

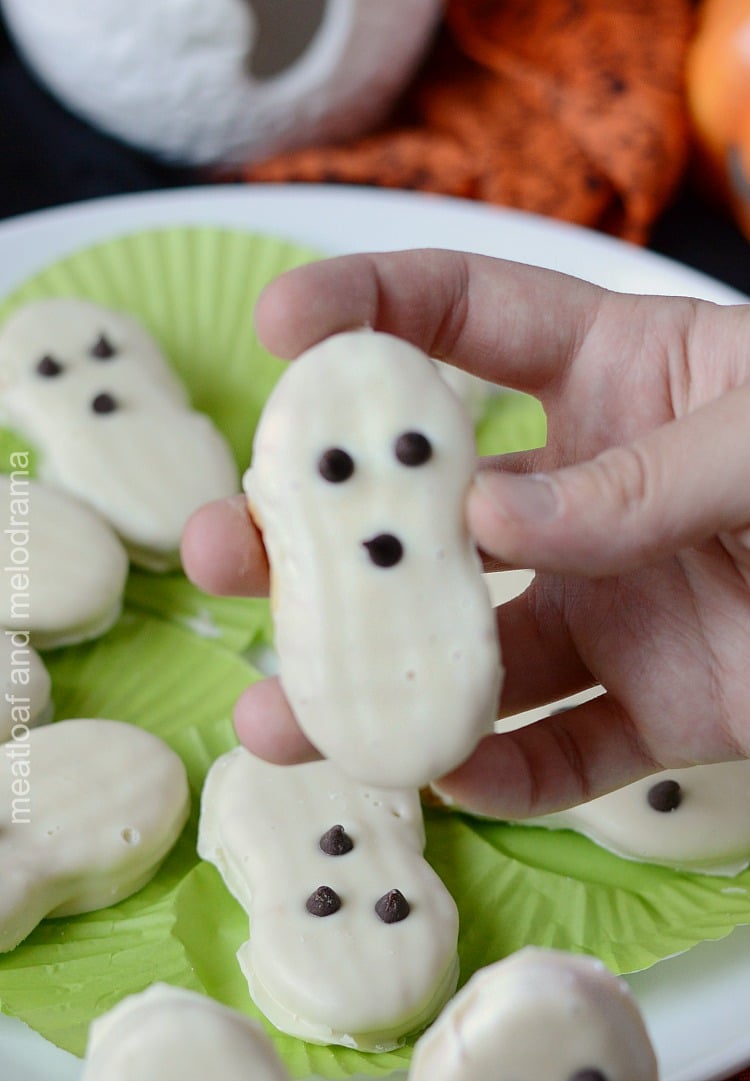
(91, 392), (118, 415)
(318, 447), (354, 483)
(306, 885), (342, 917)
(568, 1070), (609, 1081)
(362, 533), (403, 568)
(90, 334), (117, 359)
(319, 825), (354, 856)
(647, 778), (682, 812)
(36, 355), (64, 377)
(395, 431), (432, 466)
(375, 889), (410, 924)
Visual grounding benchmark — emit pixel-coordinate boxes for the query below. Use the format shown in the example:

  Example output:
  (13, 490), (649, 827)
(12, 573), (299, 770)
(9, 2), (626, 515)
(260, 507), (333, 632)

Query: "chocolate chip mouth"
(362, 533), (403, 568)
(91, 392), (118, 415)
(375, 889), (410, 924)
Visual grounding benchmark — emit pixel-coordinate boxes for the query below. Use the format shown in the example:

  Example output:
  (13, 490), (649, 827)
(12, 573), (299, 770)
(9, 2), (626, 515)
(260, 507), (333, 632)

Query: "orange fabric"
(221, 0), (695, 244)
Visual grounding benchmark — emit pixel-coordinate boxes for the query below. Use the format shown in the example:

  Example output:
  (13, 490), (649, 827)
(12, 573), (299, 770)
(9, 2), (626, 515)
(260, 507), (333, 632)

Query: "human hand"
(182, 249), (750, 818)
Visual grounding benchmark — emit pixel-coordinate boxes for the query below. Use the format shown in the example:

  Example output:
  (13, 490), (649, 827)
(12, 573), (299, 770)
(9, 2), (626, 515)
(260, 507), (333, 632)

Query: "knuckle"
(583, 443), (652, 520)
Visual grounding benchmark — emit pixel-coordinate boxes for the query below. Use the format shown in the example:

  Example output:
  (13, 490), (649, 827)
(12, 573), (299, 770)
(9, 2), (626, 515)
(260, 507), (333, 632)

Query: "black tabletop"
(1, 12), (748, 298)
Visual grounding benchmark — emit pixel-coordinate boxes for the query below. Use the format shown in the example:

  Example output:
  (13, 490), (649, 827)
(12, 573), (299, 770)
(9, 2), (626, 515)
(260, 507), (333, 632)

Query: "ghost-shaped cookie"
(244, 329), (501, 789)
(0, 298), (239, 570)
(409, 947), (658, 1081)
(529, 760), (750, 876)
(82, 983), (290, 1081)
(198, 746), (459, 1051)
(0, 718), (189, 951)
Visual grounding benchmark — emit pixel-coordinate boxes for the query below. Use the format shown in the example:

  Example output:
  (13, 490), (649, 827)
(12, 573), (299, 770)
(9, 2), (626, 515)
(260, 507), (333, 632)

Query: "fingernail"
(428, 779), (493, 819)
(426, 780), (456, 808)
(475, 471), (560, 522)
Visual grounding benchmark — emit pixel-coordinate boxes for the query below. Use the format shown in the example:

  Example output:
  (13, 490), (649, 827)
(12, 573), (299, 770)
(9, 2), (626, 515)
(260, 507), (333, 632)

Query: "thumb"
(468, 383), (750, 576)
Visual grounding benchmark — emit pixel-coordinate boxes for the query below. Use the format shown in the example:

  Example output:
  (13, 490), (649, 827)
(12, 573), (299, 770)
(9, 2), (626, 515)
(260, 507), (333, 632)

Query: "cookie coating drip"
(90, 334), (117, 359)
(362, 533), (403, 568)
(647, 778), (682, 812)
(306, 885), (342, 917)
(91, 392), (118, 415)
(395, 431), (432, 466)
(36, 355), (64, 377)
(375, 888), (410, 923)
(318, 447), (354, 483)
(319, 824), (354, 856)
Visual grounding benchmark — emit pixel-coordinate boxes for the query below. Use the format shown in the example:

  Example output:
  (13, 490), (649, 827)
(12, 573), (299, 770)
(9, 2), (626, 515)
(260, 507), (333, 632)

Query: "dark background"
(1, 11), (749, 298)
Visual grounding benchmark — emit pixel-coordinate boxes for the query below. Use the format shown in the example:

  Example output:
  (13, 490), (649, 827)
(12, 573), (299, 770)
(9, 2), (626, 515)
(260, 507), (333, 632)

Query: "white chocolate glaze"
(198, 747), (459, 1051)
(0, 299), (239, 570)
(529, 760), (750, 876)
(0, 632), (52, 740)
(0, 475), (128, 648)
(409, 947), (658, 1081)
(244, 330), (501, 788)
(82, 983), (290, 1081)
(0, 718), (189, 951)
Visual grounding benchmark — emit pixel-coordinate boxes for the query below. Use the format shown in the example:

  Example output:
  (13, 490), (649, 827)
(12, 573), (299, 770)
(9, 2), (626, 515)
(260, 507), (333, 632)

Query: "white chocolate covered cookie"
(530, 760), (750, 876)
(198, 747), (459, 1051)
(0, 631), (52, 741)
(82, 983), (290, 1081)
(0, 474), (128, 648)
(0, 299), (239, 570)
(0, 718), (189, 951)
(244, 330), (501, 789)
(409, 947), (658, 1081)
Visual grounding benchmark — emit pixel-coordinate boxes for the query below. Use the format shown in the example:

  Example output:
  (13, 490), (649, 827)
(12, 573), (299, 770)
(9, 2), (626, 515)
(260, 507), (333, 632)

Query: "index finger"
(254, 249), (604, 393)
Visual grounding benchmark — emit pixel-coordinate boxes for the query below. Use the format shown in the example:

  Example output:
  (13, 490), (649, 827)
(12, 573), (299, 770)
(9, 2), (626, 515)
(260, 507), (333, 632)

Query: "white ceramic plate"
(0, 185), (747, 1081)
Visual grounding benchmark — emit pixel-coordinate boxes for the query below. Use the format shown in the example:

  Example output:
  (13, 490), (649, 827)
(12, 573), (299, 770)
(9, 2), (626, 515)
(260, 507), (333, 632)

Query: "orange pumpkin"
(686, 0), (750, 235)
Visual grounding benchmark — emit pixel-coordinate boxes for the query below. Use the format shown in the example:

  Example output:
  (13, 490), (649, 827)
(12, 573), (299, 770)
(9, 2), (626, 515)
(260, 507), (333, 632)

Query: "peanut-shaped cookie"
(0, 299), (238, 570)
(0, 718), (189, 951)
(198, 746), (459, 1051)
(244, 330), (501, 788)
